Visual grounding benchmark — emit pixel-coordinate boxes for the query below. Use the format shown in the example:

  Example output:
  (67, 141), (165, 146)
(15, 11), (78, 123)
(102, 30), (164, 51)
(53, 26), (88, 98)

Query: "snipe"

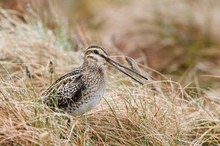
(42, 45), (148, 116)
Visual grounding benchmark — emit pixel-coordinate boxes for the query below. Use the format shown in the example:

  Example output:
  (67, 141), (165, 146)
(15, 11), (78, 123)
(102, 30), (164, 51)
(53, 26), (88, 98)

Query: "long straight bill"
(108, 58), (148, 80)
(106, 58), (147, 85)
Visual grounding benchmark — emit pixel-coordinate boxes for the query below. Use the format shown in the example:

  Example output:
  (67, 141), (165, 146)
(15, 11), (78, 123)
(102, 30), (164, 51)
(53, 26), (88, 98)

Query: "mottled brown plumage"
(42, 45), (148, 116)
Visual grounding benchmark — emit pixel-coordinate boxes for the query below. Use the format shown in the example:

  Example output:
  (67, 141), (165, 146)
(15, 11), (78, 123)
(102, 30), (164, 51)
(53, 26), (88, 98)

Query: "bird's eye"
(94, 50), (99, 54)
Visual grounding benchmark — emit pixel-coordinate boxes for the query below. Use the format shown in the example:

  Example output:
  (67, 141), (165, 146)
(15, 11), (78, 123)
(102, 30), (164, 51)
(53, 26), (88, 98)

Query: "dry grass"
(0, 4), (220, 146)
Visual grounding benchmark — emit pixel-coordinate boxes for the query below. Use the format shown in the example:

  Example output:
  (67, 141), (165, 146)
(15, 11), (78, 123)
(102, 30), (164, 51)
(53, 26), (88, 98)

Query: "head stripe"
(87, 45), (108, 55)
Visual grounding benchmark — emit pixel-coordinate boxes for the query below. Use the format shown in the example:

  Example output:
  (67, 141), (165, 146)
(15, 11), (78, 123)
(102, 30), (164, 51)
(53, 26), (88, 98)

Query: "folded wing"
(42, 69), (85, 110)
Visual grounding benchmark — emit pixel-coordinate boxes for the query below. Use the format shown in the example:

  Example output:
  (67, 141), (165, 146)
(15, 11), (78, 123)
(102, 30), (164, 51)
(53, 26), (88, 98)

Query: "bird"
(42, 45), (148, 116)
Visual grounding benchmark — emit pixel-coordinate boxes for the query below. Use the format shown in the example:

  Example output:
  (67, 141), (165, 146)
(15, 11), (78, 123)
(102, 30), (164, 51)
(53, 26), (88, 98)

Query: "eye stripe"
(87, 45), (108, 56)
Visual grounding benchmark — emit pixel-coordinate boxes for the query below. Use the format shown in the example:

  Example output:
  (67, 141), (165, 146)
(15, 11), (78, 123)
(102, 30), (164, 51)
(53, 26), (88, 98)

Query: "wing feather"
(42, 68), (85, 109)
(42, 68), (82, 96)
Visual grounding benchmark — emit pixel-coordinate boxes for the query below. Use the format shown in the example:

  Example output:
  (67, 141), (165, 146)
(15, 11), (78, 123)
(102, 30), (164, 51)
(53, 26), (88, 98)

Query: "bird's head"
(84, 45), (148, 85)
(84, 45), (109, 67)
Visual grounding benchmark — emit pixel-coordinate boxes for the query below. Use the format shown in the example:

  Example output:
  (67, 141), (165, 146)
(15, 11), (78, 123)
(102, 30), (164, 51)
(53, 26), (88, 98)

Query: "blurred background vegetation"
(1, 0), (220, 89)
